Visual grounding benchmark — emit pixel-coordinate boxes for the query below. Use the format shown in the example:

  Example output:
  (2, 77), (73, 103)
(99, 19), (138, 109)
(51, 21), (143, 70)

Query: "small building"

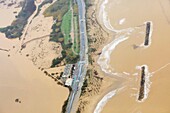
(61, 64), (73, 82)
(65, 78), (73, 86)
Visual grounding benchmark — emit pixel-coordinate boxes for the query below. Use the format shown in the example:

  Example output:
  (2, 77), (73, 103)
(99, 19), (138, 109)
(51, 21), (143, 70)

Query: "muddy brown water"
(99, 0), (170, 113)
(0, 33), (68, 113)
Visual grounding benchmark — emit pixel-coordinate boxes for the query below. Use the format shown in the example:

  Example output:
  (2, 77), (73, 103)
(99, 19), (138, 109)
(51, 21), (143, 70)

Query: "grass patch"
(43, 0), (69, 20)
(61, 10), (72, 45)
(73, 16), (80, 54)
(44, 0), (79, 67)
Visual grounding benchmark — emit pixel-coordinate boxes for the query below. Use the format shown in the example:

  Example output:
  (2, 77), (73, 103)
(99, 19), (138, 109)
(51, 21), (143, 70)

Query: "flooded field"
(0, 33), (68, 113)
(0, 1), (68, 112)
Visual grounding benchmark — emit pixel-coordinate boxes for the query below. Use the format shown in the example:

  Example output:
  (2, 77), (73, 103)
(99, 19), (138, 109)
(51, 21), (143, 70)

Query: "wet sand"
(96, 0), (170, 112)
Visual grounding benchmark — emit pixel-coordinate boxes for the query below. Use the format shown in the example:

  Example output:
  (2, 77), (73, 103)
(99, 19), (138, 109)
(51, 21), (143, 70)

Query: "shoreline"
(93, 0), (156, 112)
(74, 0), (120, 112)
(88, 0), (125, 113)
(93, 84), (125, 113)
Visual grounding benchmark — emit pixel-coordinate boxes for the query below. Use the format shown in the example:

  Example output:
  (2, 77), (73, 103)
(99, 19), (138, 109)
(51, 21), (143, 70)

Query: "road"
(65, 0), (88, 113)
(21, 33), (59, 50)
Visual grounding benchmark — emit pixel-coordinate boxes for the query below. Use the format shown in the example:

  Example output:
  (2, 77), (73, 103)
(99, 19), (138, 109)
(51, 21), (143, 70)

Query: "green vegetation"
(72, 3), (80, 54)
(84, 0), (93, 8)
(61, 86), (72, 113)
(44, 0), (79, 67)
(73, 16), (80, 54)
(76, 109), (81, 113)
(61, 98), (69, 113)
(61, 10), (72, 44)
(43, 0), (69, 20)
(0, 0), (36, 38)
(51, 57), (64, 67)
(34, 0), (53, 18)
(80, 69), (92, 96)
(73, 3), (78, 14)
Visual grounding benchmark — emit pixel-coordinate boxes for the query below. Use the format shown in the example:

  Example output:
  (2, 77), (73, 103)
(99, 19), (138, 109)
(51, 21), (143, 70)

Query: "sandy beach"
(0, 1), (69, 113)
(75, 0), (119, 113)
(95, 0), (170, 112)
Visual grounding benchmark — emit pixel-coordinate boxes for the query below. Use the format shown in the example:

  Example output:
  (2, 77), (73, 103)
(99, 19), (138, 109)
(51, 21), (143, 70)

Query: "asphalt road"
(65, 0), (88, 113)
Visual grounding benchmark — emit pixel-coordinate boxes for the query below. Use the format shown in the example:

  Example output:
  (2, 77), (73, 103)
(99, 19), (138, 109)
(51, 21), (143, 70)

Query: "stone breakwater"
(144, 22), (152, 46)
(138, 66), (146, 101)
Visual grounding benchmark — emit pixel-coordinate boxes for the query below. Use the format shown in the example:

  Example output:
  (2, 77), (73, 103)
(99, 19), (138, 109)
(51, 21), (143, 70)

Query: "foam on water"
(151, 63), (170, 75)
(94, 87), (125, 113)
(97, 35), (129, 75)
(119, 18), (126, 25)
(135, 65), (152, 102)
(139, 21), (153, 48)
(135, 63), (170, 102)
(98, 0), (154, 82)
(99, 0), (134, 33)
(95, 0), (156, 112)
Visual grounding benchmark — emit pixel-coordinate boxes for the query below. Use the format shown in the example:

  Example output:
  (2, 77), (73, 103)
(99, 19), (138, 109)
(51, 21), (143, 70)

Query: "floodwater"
(0, 33), (69, 113)
(96, 0), (170, 113)
(0, 1), (68, 113)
